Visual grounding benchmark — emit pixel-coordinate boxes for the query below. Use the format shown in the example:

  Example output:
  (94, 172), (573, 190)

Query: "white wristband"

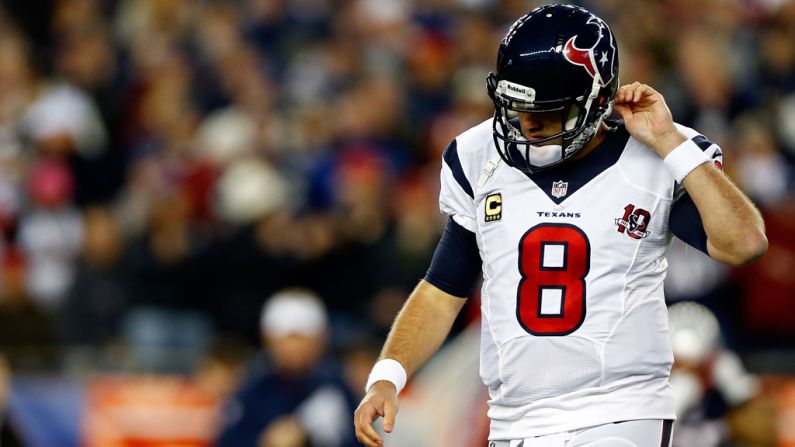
(663, 139), (710, 183)
(365, 359), (407, 394)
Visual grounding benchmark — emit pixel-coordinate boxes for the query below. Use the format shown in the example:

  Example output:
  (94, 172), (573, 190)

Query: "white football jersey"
(438, 119), (722, 440)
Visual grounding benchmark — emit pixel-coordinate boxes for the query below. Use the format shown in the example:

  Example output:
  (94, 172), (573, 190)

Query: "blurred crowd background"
(0, 0), (793, 446)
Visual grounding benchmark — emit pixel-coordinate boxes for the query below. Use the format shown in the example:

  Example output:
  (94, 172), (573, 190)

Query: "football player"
(354, 4), (767, 447)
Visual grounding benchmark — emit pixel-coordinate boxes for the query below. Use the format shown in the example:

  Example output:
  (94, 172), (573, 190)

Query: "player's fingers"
(354, 403), (384, 446)
(359, 422), (383, 447)
(616, 85), (629, 103)
(355, 421), (382, 446)
(617, 83), (639, 103)
(633, 82), (654, 103)
(382, 398), (399, 433)
(634, 83), (661, 104)
(354, 415), (381, 446)
(625, 81), (640, 101)
(617, 81), (653, 104)
(613, 103), (631, 120)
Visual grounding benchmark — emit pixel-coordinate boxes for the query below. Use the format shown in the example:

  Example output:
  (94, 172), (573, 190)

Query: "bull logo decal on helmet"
(562, 16), (616, 87)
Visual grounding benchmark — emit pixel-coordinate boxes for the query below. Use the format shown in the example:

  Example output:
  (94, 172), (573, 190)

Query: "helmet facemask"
(487, 73), (611, 174)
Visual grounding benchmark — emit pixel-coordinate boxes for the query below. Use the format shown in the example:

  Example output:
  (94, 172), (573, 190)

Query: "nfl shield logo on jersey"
(551, 180), (568, 198)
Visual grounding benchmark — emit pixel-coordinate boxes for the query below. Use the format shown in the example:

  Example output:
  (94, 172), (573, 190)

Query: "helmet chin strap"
(526, 143), (564, 167)
(505, 126), (566, 168)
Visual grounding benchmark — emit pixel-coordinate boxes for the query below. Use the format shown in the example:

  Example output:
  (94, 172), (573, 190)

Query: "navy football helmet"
(487, 4), (619, 173)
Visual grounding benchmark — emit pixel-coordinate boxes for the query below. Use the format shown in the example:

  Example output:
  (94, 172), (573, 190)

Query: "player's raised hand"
(354, 381), (399, 447)
(613, 82), (686, 157)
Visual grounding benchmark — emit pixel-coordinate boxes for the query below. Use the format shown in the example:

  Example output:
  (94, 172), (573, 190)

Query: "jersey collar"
(520, 120), (630, 204)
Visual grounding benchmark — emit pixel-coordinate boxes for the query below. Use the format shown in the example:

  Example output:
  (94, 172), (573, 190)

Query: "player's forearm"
(681, 163), (767, 266)
(379, 280), (467, 377)
(648, 129), (767, 266)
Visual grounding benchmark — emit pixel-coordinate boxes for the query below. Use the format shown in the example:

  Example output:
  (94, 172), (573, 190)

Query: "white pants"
(488, 419), (673, 447)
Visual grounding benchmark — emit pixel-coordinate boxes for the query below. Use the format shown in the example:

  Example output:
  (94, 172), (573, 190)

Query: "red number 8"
(517, 223), (591, 336)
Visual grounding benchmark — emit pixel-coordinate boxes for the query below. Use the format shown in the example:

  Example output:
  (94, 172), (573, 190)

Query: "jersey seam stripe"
(482, 289), (507, 403)
(478, 229), (492, 320)
(623, 297), (667, 321)
(443, 139), (475, 199)
(600, 196), (660, 385)
(475, 214), (505, 400)
(616, 161), (672, 201)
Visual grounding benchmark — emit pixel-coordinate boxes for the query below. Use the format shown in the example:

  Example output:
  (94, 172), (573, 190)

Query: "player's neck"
(572, 122), (611, 161)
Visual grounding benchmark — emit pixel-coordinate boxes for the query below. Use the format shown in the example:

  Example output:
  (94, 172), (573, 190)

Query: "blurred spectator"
(670, 28), (755, 142)
(729, 113), (790, 207)
(121, 190), (211, 374)
(298, 146), (399, 323)
(18, 158), (82, 310)
(665, 238), (729, 304)
(215, 157), (288, 227)
(58, 205), (128, 349)
(215, 288), (357, 447)
(23, 80), (107, 159)
(0, 245), (57, 370)
(668, 301), (760, 447)
(196, 107), (259, 167)
(663, 237), (736, 346)
(200, 156), (298, 342)
(0, 28), (35, 168)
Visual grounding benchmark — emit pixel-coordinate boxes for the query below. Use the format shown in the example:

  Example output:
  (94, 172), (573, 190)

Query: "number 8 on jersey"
(517, 223), (591, 336)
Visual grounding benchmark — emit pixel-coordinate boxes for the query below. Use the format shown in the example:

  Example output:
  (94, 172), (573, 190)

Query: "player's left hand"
(614, 82), (686, 158)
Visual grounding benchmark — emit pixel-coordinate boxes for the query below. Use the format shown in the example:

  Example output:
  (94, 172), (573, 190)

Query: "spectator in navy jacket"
(215, 288), (358, 447)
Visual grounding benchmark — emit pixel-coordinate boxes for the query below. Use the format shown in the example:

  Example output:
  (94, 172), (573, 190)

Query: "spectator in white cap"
(667, 301), (762, 447)
(260, 288), (329, 375)
(215, 288), (359, 447)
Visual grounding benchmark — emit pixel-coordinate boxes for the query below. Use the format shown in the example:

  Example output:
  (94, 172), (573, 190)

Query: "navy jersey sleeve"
(669, 193), (709, 255)
(424, 217), (482, 298)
